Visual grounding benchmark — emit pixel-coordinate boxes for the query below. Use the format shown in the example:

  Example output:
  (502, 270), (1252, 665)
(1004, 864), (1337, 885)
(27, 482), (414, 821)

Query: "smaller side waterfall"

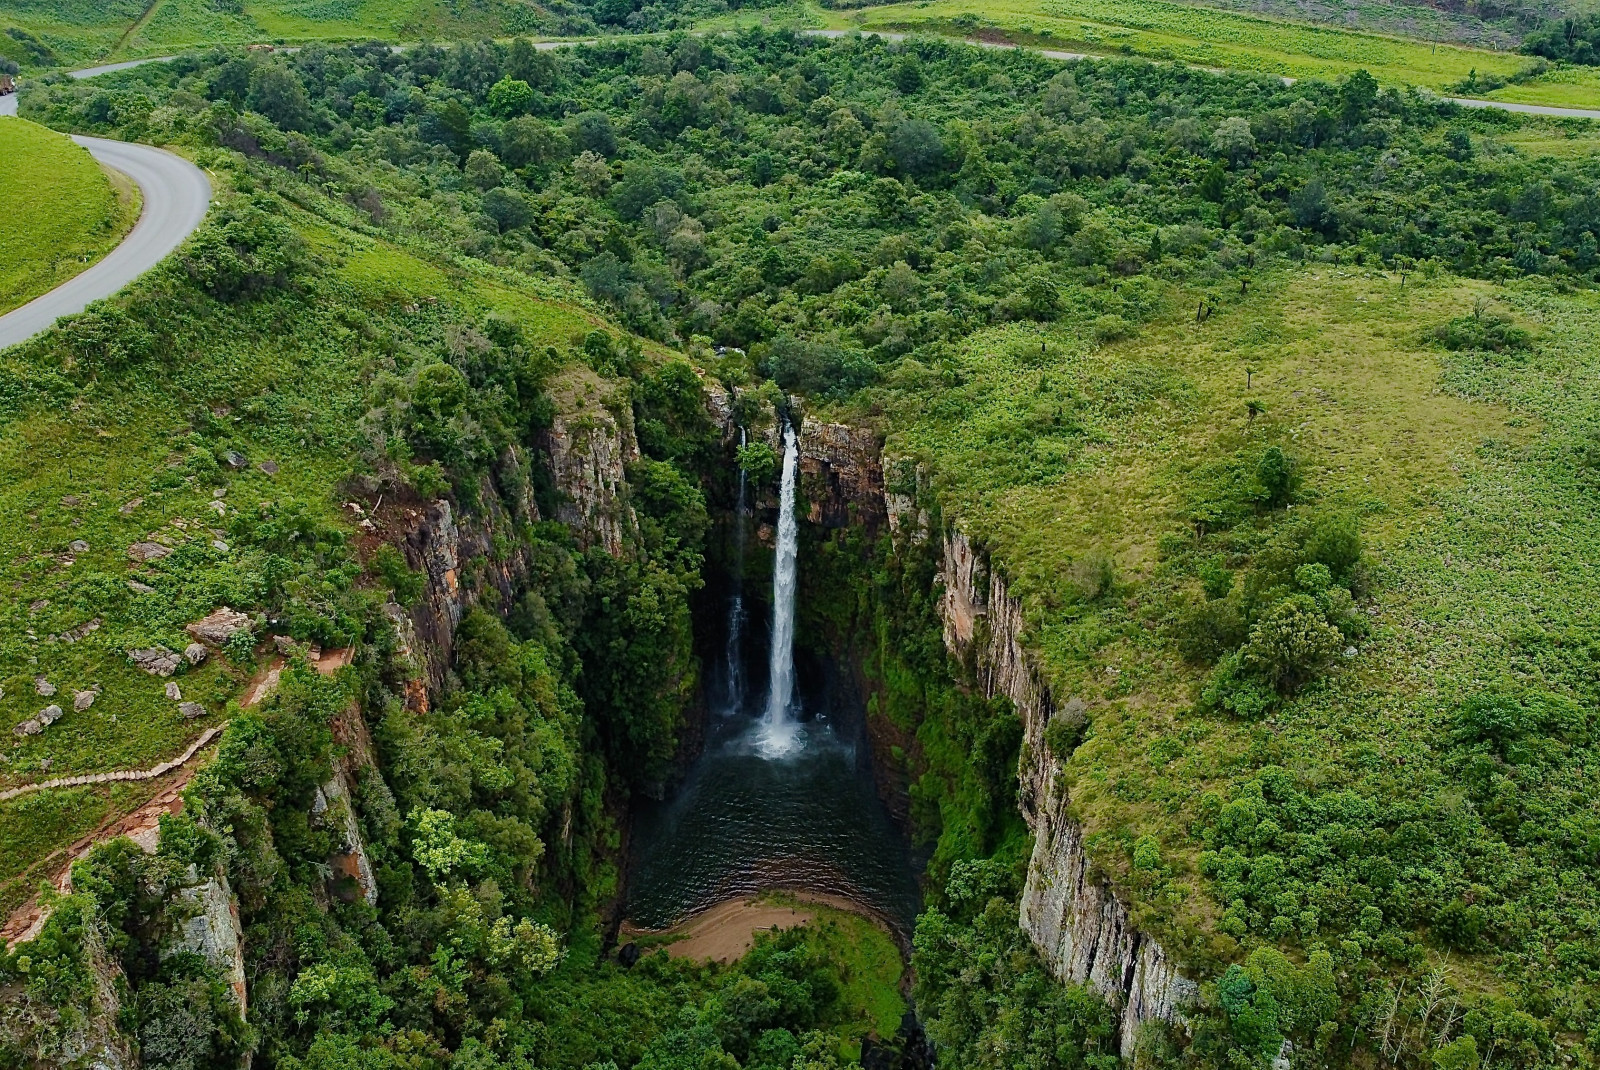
(755, 423), (801, 758)
(724, 428), (748, 713)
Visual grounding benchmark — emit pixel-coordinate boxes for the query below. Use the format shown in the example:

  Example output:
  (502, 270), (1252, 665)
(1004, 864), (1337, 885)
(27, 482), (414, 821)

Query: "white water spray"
(725, 427), (749, 713)
(755, 422), (801, 758)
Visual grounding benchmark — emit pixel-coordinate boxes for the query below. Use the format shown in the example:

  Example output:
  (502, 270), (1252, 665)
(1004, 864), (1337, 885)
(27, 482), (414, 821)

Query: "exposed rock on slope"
(398, 387), (636, 699)
(796, 421), (887, 531)
(540, 375), (639, 555)
(166, 869), (249, 1016)
(396, 444), (546, 695)
(940, 531), (1197, 1054)
(313, 766), (378, 906)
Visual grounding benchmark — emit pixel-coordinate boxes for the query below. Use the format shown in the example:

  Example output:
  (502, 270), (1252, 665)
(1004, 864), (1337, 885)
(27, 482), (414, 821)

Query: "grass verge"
(0, 117), (138, 317)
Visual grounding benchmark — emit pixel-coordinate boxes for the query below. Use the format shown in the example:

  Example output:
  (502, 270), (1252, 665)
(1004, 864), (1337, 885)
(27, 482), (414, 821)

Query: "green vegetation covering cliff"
(4, 24), (1600, 1070)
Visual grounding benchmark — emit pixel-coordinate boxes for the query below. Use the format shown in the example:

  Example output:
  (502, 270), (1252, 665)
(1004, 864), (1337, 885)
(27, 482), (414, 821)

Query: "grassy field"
(0, 0), (554, 68)
(797, 0), (1600, 105)
(875, 262), (1600, 980)
(0, 117), (137, 317)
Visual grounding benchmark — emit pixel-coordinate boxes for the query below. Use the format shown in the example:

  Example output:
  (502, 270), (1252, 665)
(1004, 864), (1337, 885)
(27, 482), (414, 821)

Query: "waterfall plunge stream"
(623, 420), (920, 933)
(754, 423), (801, 758)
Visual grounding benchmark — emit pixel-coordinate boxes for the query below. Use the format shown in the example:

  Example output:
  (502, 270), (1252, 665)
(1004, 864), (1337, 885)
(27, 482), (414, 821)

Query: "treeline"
(24, 31), (1600, 410)
(1522, 14), (1600, 64)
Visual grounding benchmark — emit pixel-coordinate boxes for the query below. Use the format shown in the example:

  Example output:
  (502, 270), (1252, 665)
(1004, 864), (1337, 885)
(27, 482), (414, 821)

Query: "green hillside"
(798, 0), (1600, 107)
(0, 0), (567, 69)
(4, 28), (1600, 1070)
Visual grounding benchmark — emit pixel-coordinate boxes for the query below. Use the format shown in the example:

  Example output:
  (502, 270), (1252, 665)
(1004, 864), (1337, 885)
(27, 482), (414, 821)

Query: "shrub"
(370, 543), (423, 607)
(487, 76), (535, 118)
(1239, 593), (1344, 690)
(736, 441), (780, 485)
(56, 302), (154, 372)
(179, 201), (309, 301)
(1254, 446), (1299, 507)
(1200, 651), (1278, 718)
(1301, 512), (1362, 580)
(1428, 310), (1532, 353)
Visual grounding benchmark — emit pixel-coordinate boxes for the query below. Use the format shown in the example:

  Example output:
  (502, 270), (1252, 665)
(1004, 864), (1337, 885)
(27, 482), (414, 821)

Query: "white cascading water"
(755, 423), (801, 758)
(724, 427), (748, 713)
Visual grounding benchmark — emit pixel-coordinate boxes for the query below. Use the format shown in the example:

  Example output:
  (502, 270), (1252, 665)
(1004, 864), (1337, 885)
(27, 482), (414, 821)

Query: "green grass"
(0, 0), (552, 68)
(765, 895), (907, 1041)
(0, 781), (163, 917)
(0, 117), (136, 316)
(816, 0), (1600, 105)
(874, 263), (1600, 982)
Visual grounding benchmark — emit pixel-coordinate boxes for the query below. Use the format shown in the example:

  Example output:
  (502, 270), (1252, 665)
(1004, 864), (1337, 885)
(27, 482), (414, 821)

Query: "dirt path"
(2, 762), (199, 947)
(621, 890), (884, 963)
(0, 645), (355, 947)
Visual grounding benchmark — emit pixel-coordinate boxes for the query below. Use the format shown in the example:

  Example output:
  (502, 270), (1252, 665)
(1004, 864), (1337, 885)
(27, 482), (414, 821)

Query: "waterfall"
(725, 428), (748, 713)
(755, 422), (801, 758)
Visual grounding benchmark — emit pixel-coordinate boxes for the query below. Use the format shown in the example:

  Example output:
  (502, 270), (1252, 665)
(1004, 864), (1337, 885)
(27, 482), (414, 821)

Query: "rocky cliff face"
(397, 444), (546, 696)
(313, 768), (379, 907)
(795, 421), (887, 531)
(397, 391), (640, 695)
(705, 387), (888, 532)
(166, 868), (249, 1018)
(539, 400), (638, 556)
(939, 530), (1196, 1055)
(700, 394), (1197, 1051)
(0, 916), (135, 1069)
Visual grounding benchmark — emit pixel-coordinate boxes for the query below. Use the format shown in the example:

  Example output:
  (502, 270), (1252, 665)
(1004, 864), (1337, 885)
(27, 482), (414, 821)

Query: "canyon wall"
(399, 395), (638, 698)
(941, 537), (1197, 1054)
(718, 399), (1197, 1055)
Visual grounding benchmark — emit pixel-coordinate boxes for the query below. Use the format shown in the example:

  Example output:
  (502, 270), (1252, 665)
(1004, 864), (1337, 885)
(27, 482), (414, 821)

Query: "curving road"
(0, 117), (210, 350)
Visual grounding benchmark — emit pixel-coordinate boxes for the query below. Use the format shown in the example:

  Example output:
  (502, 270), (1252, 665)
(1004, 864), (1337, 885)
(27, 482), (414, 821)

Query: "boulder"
(74, 690), (96, 711)
(166, 682), (183, 701)
(127, 580), (156, 595)
(119, 497), (143, 515)
(258, 459), (279, 475)
(128, 647), (182, 676)
(13, 719), (41, 737)
(34, 677), (56, 697)
(185, 607), (253, 647)
(69, 540), (90, 554)
(127, 542), (170, 563)
(222, 450), (247, 469)
(183, 643), (208, 666)
(38, 704), (63, 726)
(178, 702), (206, 720)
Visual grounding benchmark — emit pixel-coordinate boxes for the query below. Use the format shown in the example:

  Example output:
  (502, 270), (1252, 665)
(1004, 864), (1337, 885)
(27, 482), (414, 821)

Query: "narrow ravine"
(625, 421), (921, 936)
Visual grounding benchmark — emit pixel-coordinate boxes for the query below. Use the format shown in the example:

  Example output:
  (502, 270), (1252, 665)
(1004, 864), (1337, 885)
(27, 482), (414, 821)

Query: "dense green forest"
(4, 24), (1600, 1070)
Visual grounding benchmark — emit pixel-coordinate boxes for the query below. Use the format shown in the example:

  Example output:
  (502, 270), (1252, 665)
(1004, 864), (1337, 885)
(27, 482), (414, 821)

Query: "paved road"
(0, 128), (210, 350)
(69, 56), (176, 79)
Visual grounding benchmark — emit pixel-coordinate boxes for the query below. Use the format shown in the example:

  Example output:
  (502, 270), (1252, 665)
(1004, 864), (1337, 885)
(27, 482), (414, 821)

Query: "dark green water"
(625, 648), (922, 934)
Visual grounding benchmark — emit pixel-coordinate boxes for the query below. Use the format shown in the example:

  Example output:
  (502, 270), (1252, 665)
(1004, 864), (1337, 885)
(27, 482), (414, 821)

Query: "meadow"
(811, 0), (1600, 105)
(0, 0), (558, 69)
(0, 117), (137, 316)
